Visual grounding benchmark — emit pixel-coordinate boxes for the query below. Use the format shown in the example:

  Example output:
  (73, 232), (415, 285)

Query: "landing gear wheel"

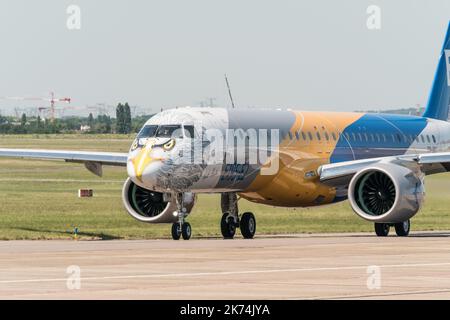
(182, 222), (192, 240)
(171, 223), (181, 240)
(374, 223), (390, 237)
(221, 213), (236, 239)
(240, 212), (256, 239)
(394, 220), (410, 237)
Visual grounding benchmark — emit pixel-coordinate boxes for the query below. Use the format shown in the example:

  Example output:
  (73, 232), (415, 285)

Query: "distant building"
(80, 125), (91, 132)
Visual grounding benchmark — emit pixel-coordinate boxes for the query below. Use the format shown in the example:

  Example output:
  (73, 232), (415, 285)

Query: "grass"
(1, 134), (450, 240)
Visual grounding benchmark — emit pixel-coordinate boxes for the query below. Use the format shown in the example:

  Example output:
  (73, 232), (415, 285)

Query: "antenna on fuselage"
(224, 74), (236, 109)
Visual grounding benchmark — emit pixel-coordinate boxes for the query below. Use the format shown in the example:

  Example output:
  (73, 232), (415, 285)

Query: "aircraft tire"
(394, 220), (410, 237)
(374, 223), (390, 237)
(240, 212), (256, 239)
(221, 213), (236, 239)
(182, 222), (192, 240)
(171, 223), (181, 240)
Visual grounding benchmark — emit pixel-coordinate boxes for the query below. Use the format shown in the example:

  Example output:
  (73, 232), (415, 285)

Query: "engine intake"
(348, 163), (424, 223)
(122, 178), (178, 223)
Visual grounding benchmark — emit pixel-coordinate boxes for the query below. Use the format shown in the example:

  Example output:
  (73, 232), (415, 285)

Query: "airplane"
(1, 22), (450, 240)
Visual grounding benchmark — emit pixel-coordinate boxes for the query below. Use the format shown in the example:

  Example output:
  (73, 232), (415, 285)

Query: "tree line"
(0, 102), (151, 134)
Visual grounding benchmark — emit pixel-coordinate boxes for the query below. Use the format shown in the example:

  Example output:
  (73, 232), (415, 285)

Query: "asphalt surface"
(1, 232), (450, 299)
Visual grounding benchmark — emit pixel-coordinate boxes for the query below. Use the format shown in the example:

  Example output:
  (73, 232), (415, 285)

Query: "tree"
(37, 115), (42, 128)
(124, 103), (132, 134)
(87, 113), (94, 128)
(21, 113), (27, 127)
(116, 103), (124, 133)
(104, 115), (112, 133)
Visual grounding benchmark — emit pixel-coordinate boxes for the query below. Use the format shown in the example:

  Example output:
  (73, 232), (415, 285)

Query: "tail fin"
(423, 21), (450, 120)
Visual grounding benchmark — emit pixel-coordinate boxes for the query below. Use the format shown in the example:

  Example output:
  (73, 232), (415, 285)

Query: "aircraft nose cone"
(127, 145), (164, 188)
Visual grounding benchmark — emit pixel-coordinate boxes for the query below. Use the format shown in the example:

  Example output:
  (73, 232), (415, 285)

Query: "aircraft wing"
(0, 148), (128, 176)
(318, 152), (450, 186)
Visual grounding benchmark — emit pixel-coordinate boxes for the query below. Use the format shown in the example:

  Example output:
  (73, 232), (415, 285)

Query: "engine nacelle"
(122, 178), (196, 223)
(348, 163), (424, 223)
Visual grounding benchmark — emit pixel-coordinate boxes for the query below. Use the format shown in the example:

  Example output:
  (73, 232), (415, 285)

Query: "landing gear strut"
(220, 193), (256, 239)
(374, 219), (410, 237)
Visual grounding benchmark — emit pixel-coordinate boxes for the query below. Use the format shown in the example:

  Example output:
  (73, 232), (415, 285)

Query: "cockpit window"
(183, 125), (198, 139)
(156, 125), (183, 138)
(137, 125), (158, 139)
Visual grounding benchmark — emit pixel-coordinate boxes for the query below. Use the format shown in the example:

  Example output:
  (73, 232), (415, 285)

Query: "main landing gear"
(220, 193), (256, 239)
(374, 219), (410, 237)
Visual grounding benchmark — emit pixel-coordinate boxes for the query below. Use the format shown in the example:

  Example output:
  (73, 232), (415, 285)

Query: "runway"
(1, 233), (450, 299)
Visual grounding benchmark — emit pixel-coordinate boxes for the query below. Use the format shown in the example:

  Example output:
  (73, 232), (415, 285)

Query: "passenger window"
(357, 133), (362, 142)
(396, 134), (402, 143)
(324, 132), (329, 141)
(308, 132), (313, 140)
(421, 135), (425, 143)
(332, 132), (337, 141)
(426, 135), (431, 143)
(363, 133), (368, 142)
(302, 131), (307, 140)
(295, 131), (300, 140)
(316, 132), (321, 141)
(432, 135), (437, 143)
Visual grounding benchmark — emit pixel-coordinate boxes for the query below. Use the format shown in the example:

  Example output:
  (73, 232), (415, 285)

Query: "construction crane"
(0, 92), (71, 122)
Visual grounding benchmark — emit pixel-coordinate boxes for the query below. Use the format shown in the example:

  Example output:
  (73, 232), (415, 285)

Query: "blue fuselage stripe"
(330, 113), (428, 163)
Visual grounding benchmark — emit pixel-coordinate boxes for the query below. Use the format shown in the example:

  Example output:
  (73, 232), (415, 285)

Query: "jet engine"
(348, 163), (425, 223)
(122, 178), (196, 223)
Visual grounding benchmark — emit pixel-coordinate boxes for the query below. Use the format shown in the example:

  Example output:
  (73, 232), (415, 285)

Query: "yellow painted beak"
(132, 144), (154, 182)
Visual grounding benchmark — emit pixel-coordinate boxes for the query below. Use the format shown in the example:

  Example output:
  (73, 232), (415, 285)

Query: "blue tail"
(423, 21), (450, 120)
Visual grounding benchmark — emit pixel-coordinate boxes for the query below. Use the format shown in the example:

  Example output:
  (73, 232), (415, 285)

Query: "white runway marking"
(2, 261), (450, 285)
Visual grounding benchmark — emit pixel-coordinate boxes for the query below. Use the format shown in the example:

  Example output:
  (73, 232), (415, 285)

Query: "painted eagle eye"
(163, 139), (175, 151)
(130, 139), (139, 151)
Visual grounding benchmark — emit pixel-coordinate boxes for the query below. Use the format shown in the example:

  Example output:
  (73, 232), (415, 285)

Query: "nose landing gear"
(171, 193), (193, 240)
(171, 222), (192, 240)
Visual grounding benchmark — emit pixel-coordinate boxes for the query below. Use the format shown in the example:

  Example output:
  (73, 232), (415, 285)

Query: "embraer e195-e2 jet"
(2, 23), (450, 240)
